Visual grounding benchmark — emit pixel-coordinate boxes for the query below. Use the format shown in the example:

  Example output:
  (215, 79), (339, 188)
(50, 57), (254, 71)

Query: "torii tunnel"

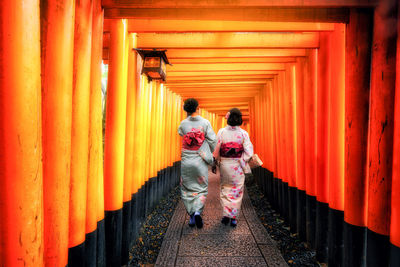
(1, 0), (400, 266)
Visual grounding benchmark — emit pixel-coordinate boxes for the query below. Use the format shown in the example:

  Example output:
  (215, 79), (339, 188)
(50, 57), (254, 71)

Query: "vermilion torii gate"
(1, 0), (400, 267)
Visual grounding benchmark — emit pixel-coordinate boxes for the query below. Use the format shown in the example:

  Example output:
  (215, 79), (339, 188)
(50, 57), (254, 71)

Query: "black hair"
(183, 98), (199, 115)
(227, 108), (243, 126)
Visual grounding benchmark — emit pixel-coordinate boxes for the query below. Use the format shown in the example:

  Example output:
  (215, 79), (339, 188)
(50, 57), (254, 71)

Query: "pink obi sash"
(220, 142), (244, 158)
(182, 128), (205, 150)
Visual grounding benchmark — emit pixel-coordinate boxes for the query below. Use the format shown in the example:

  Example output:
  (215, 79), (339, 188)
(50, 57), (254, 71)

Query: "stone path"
(155, 170), (288, 267)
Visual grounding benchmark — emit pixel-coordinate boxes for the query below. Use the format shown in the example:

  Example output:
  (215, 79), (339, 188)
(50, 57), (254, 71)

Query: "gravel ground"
(129, 186), (181, 267)
(246, 182), (320, 267)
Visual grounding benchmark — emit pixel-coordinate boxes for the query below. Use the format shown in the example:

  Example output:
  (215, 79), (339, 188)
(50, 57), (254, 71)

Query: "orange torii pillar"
(367, 0), (398, 265)
(315, 32), (330, 263)
(283, 64), (296, 223)
(68, 0), (93, 265)
(277, 72), (288, 215)
(327, 23), (345, 267)
(295, 58), (307, 240)
(87, 0), (105, 266)
(271, 77), (281, 211)
(104, 19), (128, 267)
(304, 50), (317, 248)
(343, 8), (373, 267)
(390, 6), (400, 264)
(40, 0), (75, 266)
(0, 1), (43, 266)
(122, 33), (137, 265)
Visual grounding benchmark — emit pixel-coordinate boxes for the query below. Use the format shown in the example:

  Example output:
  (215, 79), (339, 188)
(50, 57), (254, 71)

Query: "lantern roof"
(135, 49), (171, 65)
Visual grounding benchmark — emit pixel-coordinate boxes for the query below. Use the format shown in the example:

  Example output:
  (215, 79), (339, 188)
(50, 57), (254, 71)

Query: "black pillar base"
(96, 219), (106, 267)
(343, 222), (366, 267)
(105, 209), (122, 267)
(68, 242), (85, 267)
(144, 181), (150, 217)
(282, 182), (289, 222)
(328, 208), (344, 267)
(277, 178), (283, 214)
(121, 200), (132, 265)
(391, 243), (400, 266)
(296, 189), (307, 240)
(272, 177), (278, 209)
(85, 229), (97, 267)
(130, 193), (138, 245)
(288, 186), (297, 233)
(306, 194), (317, 248)
(315, 201), (329, 263)
(367, 229), (390, 267)
(136, 187), (144, 232)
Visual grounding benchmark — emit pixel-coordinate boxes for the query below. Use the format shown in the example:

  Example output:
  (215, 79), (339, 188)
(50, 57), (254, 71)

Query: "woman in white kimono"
(178, 98), (217, 228)
(214, 108), (254, 227)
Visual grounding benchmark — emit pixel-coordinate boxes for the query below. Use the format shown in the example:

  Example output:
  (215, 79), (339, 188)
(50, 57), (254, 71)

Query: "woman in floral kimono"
(214, 108), (254, 227)
(178, 98), (217, 228)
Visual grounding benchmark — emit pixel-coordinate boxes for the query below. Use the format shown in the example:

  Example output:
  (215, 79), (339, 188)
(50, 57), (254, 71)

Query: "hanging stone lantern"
(135, 49), (171, 82)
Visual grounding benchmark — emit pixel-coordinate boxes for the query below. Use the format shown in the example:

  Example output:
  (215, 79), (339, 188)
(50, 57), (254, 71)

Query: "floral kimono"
(214, 126), (254, 219)
(178, 116), (217, 215)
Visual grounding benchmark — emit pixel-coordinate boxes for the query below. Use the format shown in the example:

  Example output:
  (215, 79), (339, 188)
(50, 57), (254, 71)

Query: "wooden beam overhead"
(167, 62), (287, 72)
(103, 19), (335, 32)
(166, 48), (308, 58)
(136, 32), (320, 49)
(169, 57), (297, 64)
(166, 80), (269, 87)
(102, 0), (377, 8)
(167, 75), (276, 81)
(103, 8), (352, 23)
(102, 47), (308, 60)
(199, 101), (249, 107)
(166, 78), (272, 85)
(167, 70), (280, 76)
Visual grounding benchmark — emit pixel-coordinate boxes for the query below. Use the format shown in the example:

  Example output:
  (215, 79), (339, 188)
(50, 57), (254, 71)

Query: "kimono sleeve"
(178, 122), (184, 136)
(242, 130), (254, 163)
(205, 121), (217, 152)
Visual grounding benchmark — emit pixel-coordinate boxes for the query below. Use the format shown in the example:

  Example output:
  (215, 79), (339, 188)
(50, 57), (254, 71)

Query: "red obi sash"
(182, 128), (205, 150)
(220, 142), (244, 158)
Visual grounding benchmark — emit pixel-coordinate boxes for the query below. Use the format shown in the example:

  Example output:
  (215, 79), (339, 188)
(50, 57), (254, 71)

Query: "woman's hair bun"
(227, 108), (243, 126)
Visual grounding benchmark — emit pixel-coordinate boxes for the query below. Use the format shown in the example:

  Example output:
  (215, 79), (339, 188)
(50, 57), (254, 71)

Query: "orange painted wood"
(104, 7), (351, 23)
(40, 0), (75, 265)
(284, 64), (297, 186)
(124, 34), (138, 202)
(136, 32), (320, 49)
(295, 58), (306, 191)
(344, 9), (373, 227)
(88, 0), (105, 230)
(316, 32), (330, 204)
(104, 18), (335, 33)
(390, 2), (400, 247)
(304, 50), (318, 197)
(104, 19), (128, 211)
(328, 23), (345, 211)
(279, 71), (290, 181)
(69, 0), (93, 247)
(102, 0), (377, 8)
(0, 1), (43, 265)
(367, 0), (398, 236)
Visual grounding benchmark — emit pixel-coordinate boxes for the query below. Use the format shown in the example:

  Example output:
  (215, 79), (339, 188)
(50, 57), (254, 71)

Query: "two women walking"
(178, 98), (254, 228)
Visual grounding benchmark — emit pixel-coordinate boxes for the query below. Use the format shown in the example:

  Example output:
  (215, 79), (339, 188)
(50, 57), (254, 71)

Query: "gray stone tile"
(258, 244), (288, 267)
(176, 256), (267, 267)
(182, 215), (251, 235)
(155, 239), (180, 267)
(178, 234), (262, 257)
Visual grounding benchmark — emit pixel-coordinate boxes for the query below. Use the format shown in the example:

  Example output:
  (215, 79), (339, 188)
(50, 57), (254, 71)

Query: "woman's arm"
(242, 130), (254, 163)
(205, 121), (217, 151)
